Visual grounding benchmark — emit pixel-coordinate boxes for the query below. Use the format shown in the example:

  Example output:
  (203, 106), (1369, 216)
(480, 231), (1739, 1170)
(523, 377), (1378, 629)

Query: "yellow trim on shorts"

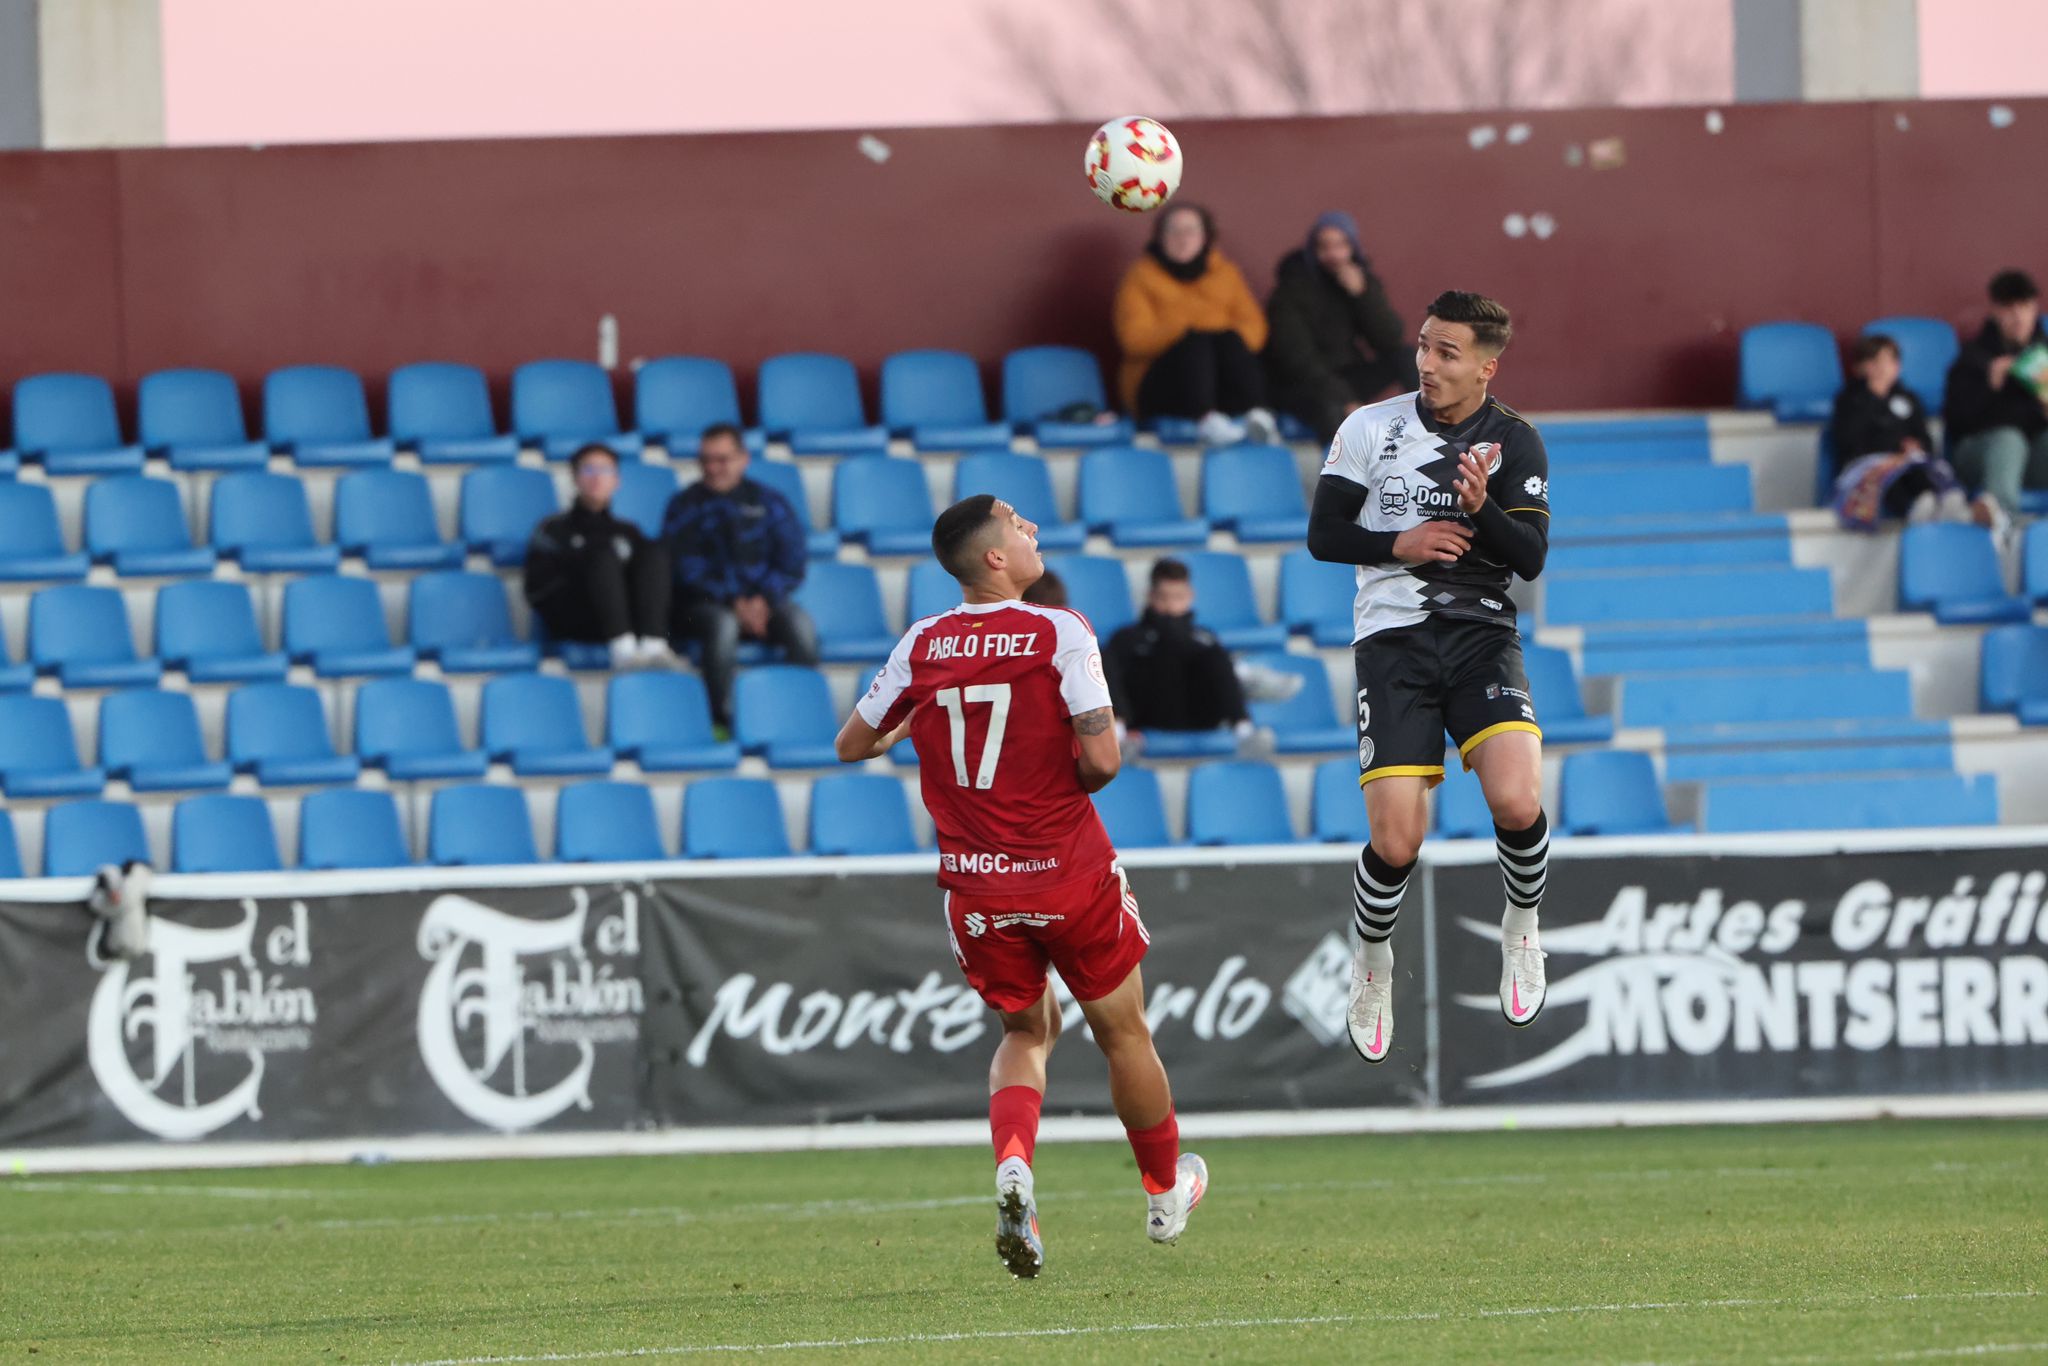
(1458, 720), (1543, 765)
(1360, 764), (1446, 790)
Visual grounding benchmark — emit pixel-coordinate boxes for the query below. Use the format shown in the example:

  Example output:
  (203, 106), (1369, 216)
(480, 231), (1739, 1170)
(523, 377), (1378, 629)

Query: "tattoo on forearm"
(1073, 707), (1115, 736)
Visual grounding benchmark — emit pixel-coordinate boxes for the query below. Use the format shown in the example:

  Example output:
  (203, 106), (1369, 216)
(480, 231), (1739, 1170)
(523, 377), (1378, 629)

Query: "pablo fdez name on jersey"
(923, 632), (1044, 661)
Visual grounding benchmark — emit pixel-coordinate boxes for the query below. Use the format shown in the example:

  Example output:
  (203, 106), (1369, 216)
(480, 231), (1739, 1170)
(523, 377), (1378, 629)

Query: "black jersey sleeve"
(1472, 419), (1550, 579)
(1308, 475), (1400, 565)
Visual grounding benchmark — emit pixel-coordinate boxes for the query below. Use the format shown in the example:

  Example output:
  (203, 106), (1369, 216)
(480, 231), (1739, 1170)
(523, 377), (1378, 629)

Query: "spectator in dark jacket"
(1943, 268), (2048, 515)
(1264, 211), (1417, 444)
(1103, 558), (1248, 747)
(523, 443), (676, 671)
(662, 423), (819, 727)
(1830, 335), (1996, 531)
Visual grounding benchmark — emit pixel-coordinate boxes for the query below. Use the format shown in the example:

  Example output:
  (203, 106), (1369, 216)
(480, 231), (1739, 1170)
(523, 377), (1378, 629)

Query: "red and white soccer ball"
(1085, 115), (1183, 213)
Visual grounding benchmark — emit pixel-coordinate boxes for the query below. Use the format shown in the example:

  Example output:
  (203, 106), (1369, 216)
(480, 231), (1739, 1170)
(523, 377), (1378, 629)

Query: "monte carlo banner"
(1, 840), (2043, 1148)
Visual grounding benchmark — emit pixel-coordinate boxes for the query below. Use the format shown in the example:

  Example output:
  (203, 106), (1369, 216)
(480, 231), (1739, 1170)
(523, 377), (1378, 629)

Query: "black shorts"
(1352, 621), (1542, 787)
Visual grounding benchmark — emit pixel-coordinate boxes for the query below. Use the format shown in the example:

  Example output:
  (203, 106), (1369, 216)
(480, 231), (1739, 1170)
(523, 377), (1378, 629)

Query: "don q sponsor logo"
(416, 890), (643, 1132)
(1456, 868), (2048, 1090)
(87, 902), (316, 1141)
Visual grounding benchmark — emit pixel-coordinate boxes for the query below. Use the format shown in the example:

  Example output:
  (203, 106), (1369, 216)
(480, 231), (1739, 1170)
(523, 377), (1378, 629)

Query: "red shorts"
(942, 864), (1150, 1013)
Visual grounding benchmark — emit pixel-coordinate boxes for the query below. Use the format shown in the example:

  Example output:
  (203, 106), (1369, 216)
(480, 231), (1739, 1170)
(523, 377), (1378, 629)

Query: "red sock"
(1126, 1109), (1180, 1194)
(990, 1085), (1042, 1167)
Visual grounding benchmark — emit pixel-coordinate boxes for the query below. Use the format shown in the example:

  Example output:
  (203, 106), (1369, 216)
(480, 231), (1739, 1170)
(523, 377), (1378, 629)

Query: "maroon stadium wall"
(2, 98), (2043, 421)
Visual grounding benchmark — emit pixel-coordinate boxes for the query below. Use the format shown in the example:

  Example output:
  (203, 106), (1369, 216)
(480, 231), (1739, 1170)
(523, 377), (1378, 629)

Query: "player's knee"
(1487, 784), (1543, 832)
(1371, 818), (1426, 867)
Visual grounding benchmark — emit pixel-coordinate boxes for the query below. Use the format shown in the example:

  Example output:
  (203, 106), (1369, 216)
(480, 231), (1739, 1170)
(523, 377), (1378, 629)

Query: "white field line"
(0, 1157), (2017, 1245)
(2, 1180), (339, 1200)
(388, 1290), (2042, 1365)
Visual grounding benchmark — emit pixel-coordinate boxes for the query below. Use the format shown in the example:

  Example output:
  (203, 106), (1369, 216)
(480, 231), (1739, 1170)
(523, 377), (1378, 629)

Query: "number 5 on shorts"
(935, 684), (1012, 789)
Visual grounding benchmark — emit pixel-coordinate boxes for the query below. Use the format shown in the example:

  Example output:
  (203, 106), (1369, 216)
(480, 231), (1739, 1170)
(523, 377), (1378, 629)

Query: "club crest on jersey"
(1381, 415), (1406, 459)
(1471, 441), (1503, 475)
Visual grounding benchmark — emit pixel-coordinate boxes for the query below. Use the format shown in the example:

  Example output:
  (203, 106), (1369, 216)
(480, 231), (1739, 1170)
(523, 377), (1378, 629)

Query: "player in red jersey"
(834, 495), (1207, 1279)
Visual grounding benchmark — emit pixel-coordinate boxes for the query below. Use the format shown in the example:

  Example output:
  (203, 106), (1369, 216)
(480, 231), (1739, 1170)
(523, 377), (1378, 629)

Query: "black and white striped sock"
(1496, 810), (1549, 941)
(1354, 845), (1415, 972)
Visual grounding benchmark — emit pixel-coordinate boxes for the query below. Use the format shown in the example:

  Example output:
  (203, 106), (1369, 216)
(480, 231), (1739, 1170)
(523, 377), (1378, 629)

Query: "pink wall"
(160, 0), (1733, 147)
(1919, 0), (2048, 98)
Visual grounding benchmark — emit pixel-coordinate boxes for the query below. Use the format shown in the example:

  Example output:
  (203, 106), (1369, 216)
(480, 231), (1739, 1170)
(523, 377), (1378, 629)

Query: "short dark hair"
(932, 495), (1002, 583)
(698, 422), (747, 452)
(569, 442), (620, 472)
(1148, 557), (1191, 588)
(1425, 290), (1513, 353)
(1851, 334), (1899, 367)
(1990, 270), (2039, 305)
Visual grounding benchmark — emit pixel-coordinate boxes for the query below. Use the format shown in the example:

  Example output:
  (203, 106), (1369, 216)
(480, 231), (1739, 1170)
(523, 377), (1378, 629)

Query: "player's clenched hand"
(1452, 448), (1489, 515)
(1391, 520), (1472, 565)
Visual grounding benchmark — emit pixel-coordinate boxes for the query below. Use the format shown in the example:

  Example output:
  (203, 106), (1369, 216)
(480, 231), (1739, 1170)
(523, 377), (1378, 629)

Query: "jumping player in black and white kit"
(1306, 291), (1551, 1064)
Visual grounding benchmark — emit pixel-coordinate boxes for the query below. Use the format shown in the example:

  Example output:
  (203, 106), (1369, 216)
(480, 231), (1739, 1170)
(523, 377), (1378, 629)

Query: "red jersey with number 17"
(855, 599), (1117, 895)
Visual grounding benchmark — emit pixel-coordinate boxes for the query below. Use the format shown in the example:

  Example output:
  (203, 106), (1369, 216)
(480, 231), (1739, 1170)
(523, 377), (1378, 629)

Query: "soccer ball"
(1085, 116), (1183, 213)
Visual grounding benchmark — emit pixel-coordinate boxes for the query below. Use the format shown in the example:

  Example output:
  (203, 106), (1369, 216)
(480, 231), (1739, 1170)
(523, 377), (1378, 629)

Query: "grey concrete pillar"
(3, 0), (163, 149)
(1736, 0), (1919, 103)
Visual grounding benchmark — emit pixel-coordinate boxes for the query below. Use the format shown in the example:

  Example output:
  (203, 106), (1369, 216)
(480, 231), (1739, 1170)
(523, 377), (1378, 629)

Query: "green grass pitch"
(5, 1120), (2042, 1363)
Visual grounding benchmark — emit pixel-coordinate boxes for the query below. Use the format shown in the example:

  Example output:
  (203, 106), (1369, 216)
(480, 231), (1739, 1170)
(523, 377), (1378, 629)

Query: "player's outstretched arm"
(834, 711), (911, 763)
(1071, 707), (1121, 794)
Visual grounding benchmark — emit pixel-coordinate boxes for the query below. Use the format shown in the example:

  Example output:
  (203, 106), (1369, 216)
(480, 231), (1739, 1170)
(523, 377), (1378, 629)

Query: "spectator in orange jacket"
(1115, 203), (1280, 447)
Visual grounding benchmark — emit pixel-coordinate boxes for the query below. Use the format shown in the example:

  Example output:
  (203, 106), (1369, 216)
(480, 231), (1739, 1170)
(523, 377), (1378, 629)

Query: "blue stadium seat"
(1701, 773), (1998, 833)
(758, 352), (888, 455)
(1434, 762), (1492, 838)
(1521, 644), (1614, 745)
(1001, 346), (1134, 447)
(734, 665), (839, 767)
(744, 458), (836, 558)
(1578, 619), (1871, 676)
(1899, 523), (2028, 624)
(1542, 416), (1713, 466)
(459, 465), (560, 567)
(0, 629), (28, 693)
(83, 476), (215, 577)
(682, 776), (791, 859)
(833, 456), (935, 555)
(1078, 446), (1209, 547)
(809, 772), (919, 855)
(226, 683), (361, 787)
(1559, 750), (1678, 835)
(138, 368), (271, 471)
(880, 349), (1012, 451)
(1187, 761), (1294, 845)
(99, 689), (232, 792)
(29, 584), (162, 688)
(409, 571), (540, 672)
(1663, 740), (1955, 783)
(208, 471), (341, 572)
(282, 575), (415, 677)
(606, 672), (739, 771)
(906, 560), (960, 624)
(634, 356), (763, 452)
(300, 788), (410, 870)
(556, 780), (667, 862)
(388, 362), (519, 464)
(1183, 551), (1287, 650)
(1736, 321), (1842, 422)
(510, 360), (644, 461)
(1044, 554), (1135, 636)
(44, 799), (150, 877)
(263, 366), (395, 466)
(10, 373), (145, 475)
(0, 482), (89, 581)
(1548, 463), (1753, 519)
(0, 695), (106, 798)
(1545, 533), (1793, 574)
(334, 468), (464, 569)
(428, 785), (538, 866)
(1980, 625), (2048, 725)
(1544, 566), (1833, 627)
(1278, 548), (1355, 646)
(1620, 667), (1912, 730)
(953, 451), (1086, 551)
(1203, 444), (1309, 542)
(2026, 522), (2048, 605)
(1863, 316), (1960, 410)
(1092, 766), (1172, 849)
(1138, 727), (1239, 760)
(1311, 758), (1369, 844)
(354, 677), (488, 780)
(1242, 651), (1351, 753)
(612, 461), (679, 541)
(793, 561), (897, 662)
(156, 580), (289, 684)
(0, 809), (20, 878)
(480, 672), (613, 776)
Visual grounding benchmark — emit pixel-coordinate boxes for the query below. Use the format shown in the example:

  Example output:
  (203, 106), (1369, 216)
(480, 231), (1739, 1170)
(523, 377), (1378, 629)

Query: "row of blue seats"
(1737, 315), (1959, 420)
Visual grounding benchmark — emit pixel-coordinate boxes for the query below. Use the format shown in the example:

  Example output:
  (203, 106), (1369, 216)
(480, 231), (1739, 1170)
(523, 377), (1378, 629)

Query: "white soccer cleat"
(994, 1156), (1043, 1279)
(1347, 941), (1393, 1064)
(1501, 927), (1547, 1026)
(1146, 1152), (1209, 1245)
